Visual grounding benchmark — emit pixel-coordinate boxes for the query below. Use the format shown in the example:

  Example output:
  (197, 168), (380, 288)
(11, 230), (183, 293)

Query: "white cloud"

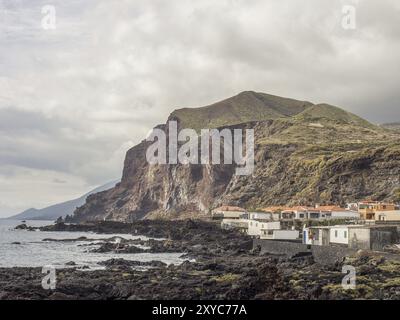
(0, 0), (399, 216)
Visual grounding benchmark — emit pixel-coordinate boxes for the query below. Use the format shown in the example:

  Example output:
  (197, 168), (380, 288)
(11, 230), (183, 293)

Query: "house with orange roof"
(317, 205), (360, 220)
(357, 201), (397, 220)
(281, 206), (321, 219)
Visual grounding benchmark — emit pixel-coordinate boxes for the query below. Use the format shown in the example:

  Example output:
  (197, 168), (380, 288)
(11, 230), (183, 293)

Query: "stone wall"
(370, 228), (399, 251)
(310, 245), (356, 265)
(253, 239), (356, 265)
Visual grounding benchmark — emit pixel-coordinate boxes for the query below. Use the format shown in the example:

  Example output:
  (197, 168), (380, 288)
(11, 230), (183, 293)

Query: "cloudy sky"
(0, 0), (399, 217)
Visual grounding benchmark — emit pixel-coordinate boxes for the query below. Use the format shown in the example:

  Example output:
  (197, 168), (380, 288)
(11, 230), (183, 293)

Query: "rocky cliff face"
(73, 91), (400, 222)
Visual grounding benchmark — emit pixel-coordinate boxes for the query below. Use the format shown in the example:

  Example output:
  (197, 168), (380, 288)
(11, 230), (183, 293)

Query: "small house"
(260, 229), (300, 241)
(317, 205), (360, 220)
(374, 210), (400, 222)
(249, 211), (273, 221)
(303, 226), (331, 246)
(358, 201), (397, 220)
(329, 226), (350, 245)
(248, 220), (280, 237)
(348, 225), (399, 251)
(212, 206), (247, 220)
(221, 218), (248, 233)
(303, 225), (399, 251)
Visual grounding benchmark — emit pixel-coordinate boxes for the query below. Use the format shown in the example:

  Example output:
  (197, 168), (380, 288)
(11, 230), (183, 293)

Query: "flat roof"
(307, 224), (398, 230)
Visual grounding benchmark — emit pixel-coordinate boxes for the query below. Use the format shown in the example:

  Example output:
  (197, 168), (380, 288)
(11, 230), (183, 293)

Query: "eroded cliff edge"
(73, 91), (400, 222)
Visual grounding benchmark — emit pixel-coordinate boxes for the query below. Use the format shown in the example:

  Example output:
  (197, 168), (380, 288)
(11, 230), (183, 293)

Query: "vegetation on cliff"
(72, 91), (400, 222)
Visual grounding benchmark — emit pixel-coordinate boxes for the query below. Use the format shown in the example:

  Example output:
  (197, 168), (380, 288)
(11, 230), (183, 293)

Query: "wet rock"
(14, 224), (36, 231)
(99, 258), (166, 268)
(15, 223), (28, 230)
(49, 292), (77, 300)
(90, 243), (146, 254)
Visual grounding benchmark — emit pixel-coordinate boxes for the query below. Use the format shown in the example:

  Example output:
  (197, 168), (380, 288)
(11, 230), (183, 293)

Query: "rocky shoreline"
(3, 220), (400, 300)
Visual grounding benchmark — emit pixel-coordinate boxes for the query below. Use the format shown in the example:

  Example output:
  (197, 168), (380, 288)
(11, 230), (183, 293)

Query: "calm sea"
(0, 219), (185, 269)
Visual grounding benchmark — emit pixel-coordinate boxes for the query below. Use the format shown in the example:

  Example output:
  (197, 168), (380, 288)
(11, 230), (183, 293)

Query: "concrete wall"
(370, 228), (399, 251)
(272, 230), (299, 240)
(330, 227), (349, 245)
(253, 239), (356, 265)
(249, 212), (272, 220)
(348, 228), (370, 250)
(221, 211), (244, 219)
(254, 239), (308, 257)
(331, 211), (360, 219)
(375, 211), (400, 221)
(311, 245), (356, 265)
(348, 227), (399, 250)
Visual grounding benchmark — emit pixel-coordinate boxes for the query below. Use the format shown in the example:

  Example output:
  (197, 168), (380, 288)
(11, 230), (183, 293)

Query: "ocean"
(0, 219), (185, 270)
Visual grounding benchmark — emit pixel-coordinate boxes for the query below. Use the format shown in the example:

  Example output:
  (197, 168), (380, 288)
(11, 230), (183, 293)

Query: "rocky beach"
(2, 220), (400, 300)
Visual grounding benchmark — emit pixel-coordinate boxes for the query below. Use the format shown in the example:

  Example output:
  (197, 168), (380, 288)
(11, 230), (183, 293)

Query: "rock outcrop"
(73, 91), (400, 222)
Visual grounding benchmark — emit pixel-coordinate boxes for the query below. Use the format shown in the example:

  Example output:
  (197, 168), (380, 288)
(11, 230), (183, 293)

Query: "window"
(335, 230), (338, 238)
(344, 231), (347, 238)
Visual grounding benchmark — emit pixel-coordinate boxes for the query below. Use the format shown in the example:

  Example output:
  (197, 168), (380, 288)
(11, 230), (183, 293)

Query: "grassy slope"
(170, 91), (313, 131)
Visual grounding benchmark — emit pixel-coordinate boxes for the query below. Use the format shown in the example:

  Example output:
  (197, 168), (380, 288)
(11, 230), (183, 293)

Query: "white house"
(247, 219), (299, 240)
(248, 220), (280, 237)
(346, 203), (359, 211)
(221, 218), (249, 233)
(317, 206), (359, 220)
(260, 229), (300, 240)
(331, 210), (359, 219)
(303, 226), (331, 246)
(281, 207), (325, 220)
(329, 226), (349, 245)
(281, 207), (310, 220)
(212, 206), (247, 219)
(375, 210), (400, 221)
(303, 225), (350, 246)
(249, 212), (273, 221)
(303, 225), (399, 250)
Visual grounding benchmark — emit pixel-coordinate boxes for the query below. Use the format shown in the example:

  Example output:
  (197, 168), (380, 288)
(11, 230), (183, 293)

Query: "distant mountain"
(9, 181), (118, 221)
(380, 122), (400, 131)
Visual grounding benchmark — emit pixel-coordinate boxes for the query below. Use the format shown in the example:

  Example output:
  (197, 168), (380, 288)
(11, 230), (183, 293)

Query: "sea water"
(0, 219), (185, 270)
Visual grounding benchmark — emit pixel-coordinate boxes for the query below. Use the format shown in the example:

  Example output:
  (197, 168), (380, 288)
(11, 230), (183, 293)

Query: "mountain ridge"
(71, 91), (400, 222)
(9, 181), (118, 221)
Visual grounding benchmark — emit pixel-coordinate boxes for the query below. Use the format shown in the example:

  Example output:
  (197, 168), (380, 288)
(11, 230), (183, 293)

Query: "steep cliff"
(73, 91), (400, 222)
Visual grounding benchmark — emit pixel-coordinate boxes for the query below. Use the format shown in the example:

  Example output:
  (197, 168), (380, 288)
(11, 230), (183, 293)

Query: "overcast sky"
(0, 0), (399, 217)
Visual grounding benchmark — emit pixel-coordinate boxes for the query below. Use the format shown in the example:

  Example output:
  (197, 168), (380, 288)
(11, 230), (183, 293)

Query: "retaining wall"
(253, 239), (356, 265)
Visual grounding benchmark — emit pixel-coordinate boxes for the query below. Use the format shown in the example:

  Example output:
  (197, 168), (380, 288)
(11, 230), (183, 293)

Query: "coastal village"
(213, 201), (400, 253)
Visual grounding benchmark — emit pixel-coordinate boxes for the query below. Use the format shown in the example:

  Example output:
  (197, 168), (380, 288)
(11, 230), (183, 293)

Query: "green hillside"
(294, 104), (376, 129)
(170, 91), (379, 132)
(170, 91), (312, 131)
